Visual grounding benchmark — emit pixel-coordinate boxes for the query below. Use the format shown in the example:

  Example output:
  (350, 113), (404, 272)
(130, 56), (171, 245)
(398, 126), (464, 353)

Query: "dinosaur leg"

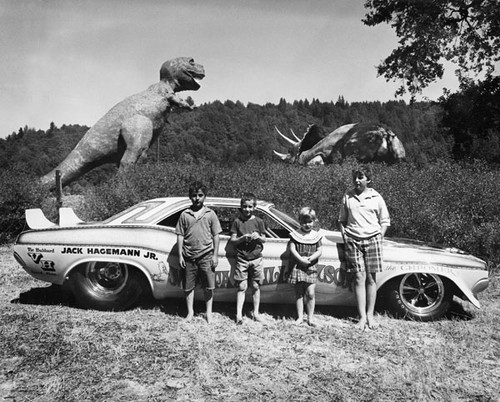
(119, 115), (154, 170)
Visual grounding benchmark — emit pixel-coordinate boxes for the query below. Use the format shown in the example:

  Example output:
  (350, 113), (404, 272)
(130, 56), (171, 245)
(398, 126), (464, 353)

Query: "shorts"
(184, 252), (215, 292)
(234, 256), (264, 285)
(344, 233), (383, 273)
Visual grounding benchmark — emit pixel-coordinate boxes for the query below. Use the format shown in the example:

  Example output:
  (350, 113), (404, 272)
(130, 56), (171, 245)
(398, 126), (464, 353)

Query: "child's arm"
(339, 222), (347, 243)
(381, 224), (389, 238)
(177, 234), (186, 269)
(306, 244), (323, 265)
(251, 219), (267, 243)
(378, 196), (390, 239)
(212, 234), (220, 268)
(230, 232), (251, 244)
(338, 193), (349, 243)
(289, 241), (310, 267)
(250, 231), (266, 243)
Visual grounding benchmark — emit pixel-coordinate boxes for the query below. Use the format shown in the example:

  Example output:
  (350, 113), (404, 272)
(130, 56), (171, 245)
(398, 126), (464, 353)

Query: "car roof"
(104, 197), (276, 225)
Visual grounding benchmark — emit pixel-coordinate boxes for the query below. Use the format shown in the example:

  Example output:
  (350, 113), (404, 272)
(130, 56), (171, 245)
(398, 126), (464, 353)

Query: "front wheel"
(383, 273), (452, 321)
(68, 261), (145, 311)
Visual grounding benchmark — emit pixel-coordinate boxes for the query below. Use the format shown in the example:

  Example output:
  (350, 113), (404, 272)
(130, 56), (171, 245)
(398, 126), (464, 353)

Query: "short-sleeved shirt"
(230, 215), (266, 261)
(175, 206), (222, 260)
(339, 188), (390, 239)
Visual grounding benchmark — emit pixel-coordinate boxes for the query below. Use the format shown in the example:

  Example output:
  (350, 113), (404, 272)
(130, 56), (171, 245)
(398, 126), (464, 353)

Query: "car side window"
(211, 207), (291, 239)
(210, 207), (239, 236)
(157, 210), (183, 229)
(254, 211), (291, 239)
(157, 206), (292, 239)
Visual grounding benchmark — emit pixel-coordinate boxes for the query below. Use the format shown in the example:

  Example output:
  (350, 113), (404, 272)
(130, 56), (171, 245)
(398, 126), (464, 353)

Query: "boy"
(176, 181), (222, 323)
(338, 165), (390, 330)
(230, 193), (267, 324)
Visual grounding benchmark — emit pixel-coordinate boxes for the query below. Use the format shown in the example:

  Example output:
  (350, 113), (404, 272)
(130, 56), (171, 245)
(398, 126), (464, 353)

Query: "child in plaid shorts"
(288, 207), (323, 327)
(339, 165), (390, 330)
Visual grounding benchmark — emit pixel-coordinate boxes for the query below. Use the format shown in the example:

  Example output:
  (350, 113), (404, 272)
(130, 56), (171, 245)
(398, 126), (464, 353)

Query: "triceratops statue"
(274, 123), (406, 165)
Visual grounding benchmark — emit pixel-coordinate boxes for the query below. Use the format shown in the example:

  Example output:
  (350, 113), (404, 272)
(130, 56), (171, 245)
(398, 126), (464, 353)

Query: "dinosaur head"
(160, 57), (205, 92)
(274, 124), (328, 165)
(386, 131), (406, 161)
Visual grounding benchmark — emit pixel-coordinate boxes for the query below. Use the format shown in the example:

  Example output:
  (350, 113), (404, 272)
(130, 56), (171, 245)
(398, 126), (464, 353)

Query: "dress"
(288, 228), (323, 284)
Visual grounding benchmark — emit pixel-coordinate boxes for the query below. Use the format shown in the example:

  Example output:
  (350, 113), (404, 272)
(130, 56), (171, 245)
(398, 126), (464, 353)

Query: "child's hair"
(240, 192), (257, 207)
(298, 207), (317, 223)
(188, 181), (208, 196)
(352, 165), (373, 185)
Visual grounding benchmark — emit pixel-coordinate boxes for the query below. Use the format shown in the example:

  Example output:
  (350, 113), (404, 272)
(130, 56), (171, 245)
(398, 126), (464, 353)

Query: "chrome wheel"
(399, 273), (445, 315)
(385, 273), (452, 321)
(85, 261), (129, 296)
(69, 261), (145, 311)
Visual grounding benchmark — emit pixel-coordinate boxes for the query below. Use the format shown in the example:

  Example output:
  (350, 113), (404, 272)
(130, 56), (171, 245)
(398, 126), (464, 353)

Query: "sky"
(0, 0), (461, 138)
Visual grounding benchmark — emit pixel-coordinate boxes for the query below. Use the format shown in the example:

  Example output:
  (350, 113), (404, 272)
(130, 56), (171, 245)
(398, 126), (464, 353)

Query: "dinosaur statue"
(40, 57), (205, 188)
(274, 123), (406, 165)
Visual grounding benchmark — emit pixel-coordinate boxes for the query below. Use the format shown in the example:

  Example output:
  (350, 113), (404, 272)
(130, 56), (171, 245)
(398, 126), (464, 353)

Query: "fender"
(63, 255), (156, 296)
(378, 269), (482, 308)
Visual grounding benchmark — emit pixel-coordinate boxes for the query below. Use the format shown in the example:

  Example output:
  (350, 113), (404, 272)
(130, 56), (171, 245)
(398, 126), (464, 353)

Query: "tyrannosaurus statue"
(274, 123), (406, 165)
(40, 57), (205, 188)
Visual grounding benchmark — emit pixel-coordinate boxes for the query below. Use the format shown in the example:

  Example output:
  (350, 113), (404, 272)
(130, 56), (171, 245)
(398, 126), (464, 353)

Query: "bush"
(0, 169), (50, 243)
(3, 160), (500, 266)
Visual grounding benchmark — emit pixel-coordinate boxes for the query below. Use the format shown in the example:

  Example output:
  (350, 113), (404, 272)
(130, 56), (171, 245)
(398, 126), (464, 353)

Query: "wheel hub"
(400, 273), (445, 315)
(99, 263), (122, 280)
(86, 261), (129, 293)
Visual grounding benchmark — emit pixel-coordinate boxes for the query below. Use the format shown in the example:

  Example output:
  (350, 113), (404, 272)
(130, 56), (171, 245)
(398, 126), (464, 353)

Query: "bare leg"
(185, 290), (194, 321)
(252, 281), (262, 322)
(354, 272), (367, 329)
(366, 273), (378, 329)
(294, 283), (304, 324)
(305, 283), (316, 326)
(205, 288), (213, 324)
(236, 281), (247, 323)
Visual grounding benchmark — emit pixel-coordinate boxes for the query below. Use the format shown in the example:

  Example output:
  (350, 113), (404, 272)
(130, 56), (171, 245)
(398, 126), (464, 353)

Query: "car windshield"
(269, 207), (300, 230)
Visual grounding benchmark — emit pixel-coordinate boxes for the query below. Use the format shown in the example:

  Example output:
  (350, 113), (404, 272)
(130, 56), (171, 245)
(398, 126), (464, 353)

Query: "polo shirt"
(339, 188), (390, 239)
(175, 206), (222, 259)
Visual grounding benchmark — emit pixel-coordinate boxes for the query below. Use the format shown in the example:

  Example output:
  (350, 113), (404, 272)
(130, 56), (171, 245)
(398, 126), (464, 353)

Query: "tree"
(439, 75), (500, 161)
(363, 0), (500, 97)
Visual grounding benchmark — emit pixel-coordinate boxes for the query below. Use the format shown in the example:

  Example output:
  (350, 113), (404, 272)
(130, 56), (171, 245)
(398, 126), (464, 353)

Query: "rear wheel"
(68, 261), (145, 311)
(383, 273), (452, 321)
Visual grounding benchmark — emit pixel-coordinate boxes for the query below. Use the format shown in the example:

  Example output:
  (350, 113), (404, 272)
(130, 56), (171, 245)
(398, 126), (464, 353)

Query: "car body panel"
(13, 197), (488, 309)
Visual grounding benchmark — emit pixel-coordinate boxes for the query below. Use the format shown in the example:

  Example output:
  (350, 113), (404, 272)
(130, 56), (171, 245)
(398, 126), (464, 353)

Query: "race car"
(13, 197), (489, 321)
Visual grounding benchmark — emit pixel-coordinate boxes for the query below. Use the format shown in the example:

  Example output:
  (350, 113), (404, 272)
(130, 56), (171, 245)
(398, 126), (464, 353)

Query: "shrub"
(3, 160), (500, 266)
(0, 169), (50, 243)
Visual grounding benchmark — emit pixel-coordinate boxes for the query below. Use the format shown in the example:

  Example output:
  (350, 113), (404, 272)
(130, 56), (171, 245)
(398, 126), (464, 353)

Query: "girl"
(339, 166), (390, 330)
(288, 207), (323, 326)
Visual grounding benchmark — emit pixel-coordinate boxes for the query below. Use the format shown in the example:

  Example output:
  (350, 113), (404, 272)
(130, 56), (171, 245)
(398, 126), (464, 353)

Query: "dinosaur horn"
(290, 129), (302, 142)
(273, 150), (290, 160)
(275, 126), (298, 146)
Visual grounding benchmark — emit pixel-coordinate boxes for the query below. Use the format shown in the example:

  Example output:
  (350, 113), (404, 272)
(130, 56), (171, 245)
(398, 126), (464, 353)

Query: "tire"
(68, 261), (145, 311)
(383, 273), (452, 321)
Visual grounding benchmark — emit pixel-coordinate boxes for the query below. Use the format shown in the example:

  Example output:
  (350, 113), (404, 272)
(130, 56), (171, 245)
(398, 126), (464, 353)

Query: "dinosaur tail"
(40, 129), (116, 189)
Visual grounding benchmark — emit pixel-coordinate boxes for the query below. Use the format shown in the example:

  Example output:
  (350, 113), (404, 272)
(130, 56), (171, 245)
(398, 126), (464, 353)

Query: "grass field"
(1, 244), (499, 402)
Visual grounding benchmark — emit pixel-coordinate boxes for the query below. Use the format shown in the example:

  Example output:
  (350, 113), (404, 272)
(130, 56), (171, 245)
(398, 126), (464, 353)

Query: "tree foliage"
(363, 0), (500, 97)
(439, 75), (500, 161)
(0, 98), (453, 189)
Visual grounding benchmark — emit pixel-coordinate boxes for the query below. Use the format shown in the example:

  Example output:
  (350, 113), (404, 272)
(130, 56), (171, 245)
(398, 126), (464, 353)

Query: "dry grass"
(1, 244), (499, 401)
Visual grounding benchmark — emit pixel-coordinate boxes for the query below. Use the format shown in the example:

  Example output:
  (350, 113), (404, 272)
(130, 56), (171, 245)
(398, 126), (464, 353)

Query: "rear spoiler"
(25, 208), (84, 229)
